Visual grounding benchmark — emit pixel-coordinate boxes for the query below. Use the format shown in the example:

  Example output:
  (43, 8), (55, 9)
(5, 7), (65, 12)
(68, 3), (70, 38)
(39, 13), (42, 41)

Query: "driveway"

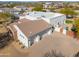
(28, 31), (79, 57)
(0, 31), (79, 57)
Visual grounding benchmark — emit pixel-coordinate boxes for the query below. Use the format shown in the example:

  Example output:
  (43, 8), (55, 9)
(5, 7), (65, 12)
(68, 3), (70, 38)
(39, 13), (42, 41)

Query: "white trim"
(13, 25), (29, 48)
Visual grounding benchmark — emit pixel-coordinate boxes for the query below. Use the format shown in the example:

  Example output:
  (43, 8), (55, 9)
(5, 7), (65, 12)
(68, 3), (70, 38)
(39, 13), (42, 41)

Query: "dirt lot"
(0, 25), (8, 34)
(0, 40), (29, 57)
(0, 31), (79, 57)
(27, 32), (79, 57)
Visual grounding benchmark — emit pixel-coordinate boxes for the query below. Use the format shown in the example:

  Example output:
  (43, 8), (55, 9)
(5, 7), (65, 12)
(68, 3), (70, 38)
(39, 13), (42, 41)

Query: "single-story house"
(33, 12), (65, 26)
(7, 19), (31, 40)
(43, 2), (52, 10)
(8, 19), (53, 48)
(20, 12), (66, 27)
(19, 12), (66, 33)
(0, 8), (20, 14)
(13, 6), (28, 11)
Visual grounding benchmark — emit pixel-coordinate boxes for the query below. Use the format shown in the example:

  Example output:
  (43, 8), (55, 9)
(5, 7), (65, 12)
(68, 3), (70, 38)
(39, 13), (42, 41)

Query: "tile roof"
(16, 20), (51, 38)
(8, 18), (30, 34)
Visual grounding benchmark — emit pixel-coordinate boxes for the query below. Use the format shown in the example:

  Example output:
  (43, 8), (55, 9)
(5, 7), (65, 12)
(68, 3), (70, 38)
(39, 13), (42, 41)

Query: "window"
(19, 34), (25, 39)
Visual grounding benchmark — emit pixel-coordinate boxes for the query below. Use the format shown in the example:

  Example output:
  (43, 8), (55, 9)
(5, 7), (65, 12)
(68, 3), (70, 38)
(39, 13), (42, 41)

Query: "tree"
(0, 12), (13, 25)
(33, 7), (43, 11)
(0, 12), (11, 21)
(59, 8), (77, 18)
(73, 18), (79, 38)
(48, 7), (56, 12)
(32, 3), (43, 11)
(19, 9), (25, 14)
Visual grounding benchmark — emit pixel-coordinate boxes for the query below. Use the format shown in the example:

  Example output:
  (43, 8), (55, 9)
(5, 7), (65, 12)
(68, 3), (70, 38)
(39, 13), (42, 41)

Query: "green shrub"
(65, 20), (73, 24)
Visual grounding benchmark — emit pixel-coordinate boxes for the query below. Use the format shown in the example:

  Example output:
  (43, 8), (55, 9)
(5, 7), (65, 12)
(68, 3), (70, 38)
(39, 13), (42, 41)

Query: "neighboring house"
(8, 19), (53, 48)
(27, 7), (34, 11)
(43, 2), (52, 9)
(43, 2), (52, 12)
(13, 6), (27, 11)
(53, 2), (63, 8)
(0, 8), (20, 14)
(19, 12), (66, 33)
